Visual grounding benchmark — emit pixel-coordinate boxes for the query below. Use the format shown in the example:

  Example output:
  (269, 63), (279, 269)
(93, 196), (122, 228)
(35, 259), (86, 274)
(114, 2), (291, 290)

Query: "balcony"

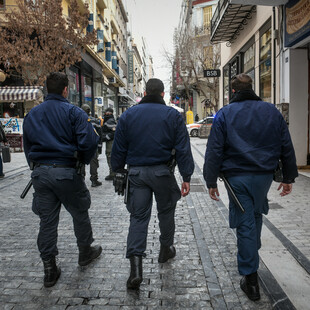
(210, 0), (256, 45)
(97, 0), (108, 10)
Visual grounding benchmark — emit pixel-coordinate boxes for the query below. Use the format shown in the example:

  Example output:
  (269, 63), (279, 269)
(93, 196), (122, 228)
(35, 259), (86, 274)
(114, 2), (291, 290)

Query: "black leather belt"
(35, 163), (76, 168)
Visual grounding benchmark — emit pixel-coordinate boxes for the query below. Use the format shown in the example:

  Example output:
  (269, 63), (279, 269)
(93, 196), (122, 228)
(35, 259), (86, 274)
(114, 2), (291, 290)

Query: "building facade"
(0, 0), (153, 121)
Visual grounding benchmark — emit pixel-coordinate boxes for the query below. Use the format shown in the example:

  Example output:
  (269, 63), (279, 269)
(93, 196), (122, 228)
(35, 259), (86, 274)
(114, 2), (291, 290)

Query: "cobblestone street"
(0, 139), (309, 309)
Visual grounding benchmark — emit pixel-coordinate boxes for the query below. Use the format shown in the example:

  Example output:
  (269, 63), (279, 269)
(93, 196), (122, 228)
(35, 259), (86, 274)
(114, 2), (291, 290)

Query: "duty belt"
(34, 163), (76, 168)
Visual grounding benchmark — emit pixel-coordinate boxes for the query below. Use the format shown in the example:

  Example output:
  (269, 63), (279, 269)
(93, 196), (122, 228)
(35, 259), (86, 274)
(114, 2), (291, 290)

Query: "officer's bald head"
(46, 72), (69, 95)
(145, 78), (164, 96)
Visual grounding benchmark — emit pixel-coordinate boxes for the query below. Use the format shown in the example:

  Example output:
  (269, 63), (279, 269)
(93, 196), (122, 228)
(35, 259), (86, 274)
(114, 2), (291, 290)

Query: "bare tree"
(170, 24), (220, 113)
(0, 0), (98, 86)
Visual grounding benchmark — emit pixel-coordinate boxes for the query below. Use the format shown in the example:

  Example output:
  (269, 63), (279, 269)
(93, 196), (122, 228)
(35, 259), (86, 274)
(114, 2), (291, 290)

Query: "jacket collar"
(139, 95), (166, 105)
(230, 89), (262, 104)
(45, 93), (69, 103)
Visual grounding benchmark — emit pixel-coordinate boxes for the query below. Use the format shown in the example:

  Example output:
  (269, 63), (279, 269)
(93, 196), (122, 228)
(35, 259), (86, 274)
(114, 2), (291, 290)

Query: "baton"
(20, 180), (33, 199)
(124, 174), (129, 204)
(219, 174), (245, 213)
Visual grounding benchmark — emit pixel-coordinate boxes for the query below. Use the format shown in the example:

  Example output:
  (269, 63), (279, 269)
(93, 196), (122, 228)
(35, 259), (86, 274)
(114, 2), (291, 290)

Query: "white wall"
(286, 49), (308, 166)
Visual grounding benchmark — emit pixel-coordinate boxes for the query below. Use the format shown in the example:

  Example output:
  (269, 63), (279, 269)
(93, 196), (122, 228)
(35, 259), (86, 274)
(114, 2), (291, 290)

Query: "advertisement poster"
(0, 118), (24, 134)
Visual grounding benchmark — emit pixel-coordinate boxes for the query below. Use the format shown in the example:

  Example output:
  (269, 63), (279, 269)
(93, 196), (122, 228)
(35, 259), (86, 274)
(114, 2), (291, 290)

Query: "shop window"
(68, 68), (79, 106)
(259, 28), (272, 102)
(243, 43), (255, 90)
(93, 81), (102, 117)
(0, 0), (4, 9)
(82, 75), (92, 105)
(223, 65), (229, 106)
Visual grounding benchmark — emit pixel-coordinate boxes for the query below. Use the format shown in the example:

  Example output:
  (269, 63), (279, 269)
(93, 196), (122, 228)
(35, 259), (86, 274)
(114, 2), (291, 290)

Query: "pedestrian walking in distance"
(0, 122), (8, 178)
(23, 72), (102, 288)
(203, 73), (298, 301)
(111, 78), (194, 290)
(81, 104), (103, 187)
(102, 107), (117, 181)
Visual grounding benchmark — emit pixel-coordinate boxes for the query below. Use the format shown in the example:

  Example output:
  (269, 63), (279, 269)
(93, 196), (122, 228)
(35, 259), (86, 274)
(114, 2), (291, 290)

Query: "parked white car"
(186, 117), (214, 137)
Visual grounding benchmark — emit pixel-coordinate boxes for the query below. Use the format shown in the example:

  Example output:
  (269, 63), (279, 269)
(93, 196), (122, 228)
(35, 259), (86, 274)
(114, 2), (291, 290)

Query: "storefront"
(0, 86), (44, 151)
(67, 52), (118, 118)
(222, 20), (271, 105)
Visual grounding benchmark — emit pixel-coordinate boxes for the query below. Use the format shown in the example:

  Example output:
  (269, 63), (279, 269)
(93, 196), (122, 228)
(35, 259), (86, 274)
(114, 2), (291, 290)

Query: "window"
(68, 67), (79, 106)
(0, 0), (5, 9)
(204, 46), (213, 69)
(243, 43), (255, 90)
(203, 6), (212, 28)
(259, 28), (272, 102)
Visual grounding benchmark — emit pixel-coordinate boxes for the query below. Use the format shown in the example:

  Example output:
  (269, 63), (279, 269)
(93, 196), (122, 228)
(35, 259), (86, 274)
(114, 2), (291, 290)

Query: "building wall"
(285, 49), (308, 165)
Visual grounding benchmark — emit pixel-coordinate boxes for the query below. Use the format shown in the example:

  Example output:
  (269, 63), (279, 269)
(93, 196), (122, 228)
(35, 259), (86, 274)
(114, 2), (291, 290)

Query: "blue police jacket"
(203, 90), (298, 188)
(111, 95), (194, 182)
(23, 94), (99, 166)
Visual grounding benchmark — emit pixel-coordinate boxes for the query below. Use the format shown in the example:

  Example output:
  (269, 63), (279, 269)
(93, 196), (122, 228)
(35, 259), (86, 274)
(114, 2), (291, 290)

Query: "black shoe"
(91, 180), (102, 187)
(105, 175), (114, 181)
(43, 258), (61, 288)
(158, 245), (176, 263)
(127, 256), (143, 290)
(240, 272), (260, 301)
(78, 245), (102, 266)
(0, 174), (4, 179)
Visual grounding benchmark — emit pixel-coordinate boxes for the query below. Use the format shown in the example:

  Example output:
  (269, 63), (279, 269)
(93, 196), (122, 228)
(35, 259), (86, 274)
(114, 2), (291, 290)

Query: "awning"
(0, 86), (44, 102)
(210, 1), (256, 44)
(118, 93), (136, 104)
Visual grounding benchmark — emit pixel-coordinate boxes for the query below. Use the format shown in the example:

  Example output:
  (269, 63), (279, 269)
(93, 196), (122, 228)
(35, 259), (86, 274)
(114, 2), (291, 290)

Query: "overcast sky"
(123, 0), (182, 100)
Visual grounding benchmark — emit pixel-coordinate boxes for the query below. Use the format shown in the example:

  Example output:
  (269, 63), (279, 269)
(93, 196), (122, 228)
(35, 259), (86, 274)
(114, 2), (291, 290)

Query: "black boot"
(43, 258), (61, 288)
(240, 272), (260, 301)
(158, 245), (176, 263)
(78, 245), (102, 266)
(127, 256), (143, 290)
(91, 180), (102, 187)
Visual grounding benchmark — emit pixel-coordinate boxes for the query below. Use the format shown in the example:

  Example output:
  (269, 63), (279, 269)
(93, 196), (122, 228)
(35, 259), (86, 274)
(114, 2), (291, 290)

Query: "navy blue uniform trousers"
(226, 174), (273, 275)
(31, 166), (94, 260)
(126, 165), (181, 258)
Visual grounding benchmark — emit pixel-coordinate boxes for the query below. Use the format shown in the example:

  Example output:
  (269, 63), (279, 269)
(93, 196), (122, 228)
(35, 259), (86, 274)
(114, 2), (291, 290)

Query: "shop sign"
(95, 97), (104, 106)
(204, 69), (221, 77)
(0, 117), (23, 134)
(128, 51), (134, 84)
(285, 0), (310, 47)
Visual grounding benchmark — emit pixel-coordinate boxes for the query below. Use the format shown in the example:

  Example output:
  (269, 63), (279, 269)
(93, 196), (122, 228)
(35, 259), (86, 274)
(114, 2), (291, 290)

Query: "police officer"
(81, 104), (103, 187)
(23, 72), (102, 288)
(111, 78), (194, 290)
(203, 73), (298, 301)
(102, 107), (117, 181)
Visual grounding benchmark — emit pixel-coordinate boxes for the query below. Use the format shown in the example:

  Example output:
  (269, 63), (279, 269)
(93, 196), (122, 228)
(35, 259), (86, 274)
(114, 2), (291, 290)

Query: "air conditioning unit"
(108, 77), (116, 84)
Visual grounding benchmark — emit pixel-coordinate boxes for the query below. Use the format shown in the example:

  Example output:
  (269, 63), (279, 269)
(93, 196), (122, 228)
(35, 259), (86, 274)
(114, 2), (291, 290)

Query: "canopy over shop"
(0, 86), (44, 151)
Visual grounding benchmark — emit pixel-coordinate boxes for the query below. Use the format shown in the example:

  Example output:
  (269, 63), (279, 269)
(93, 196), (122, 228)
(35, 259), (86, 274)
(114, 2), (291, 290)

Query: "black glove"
(113, 169), (128, 196)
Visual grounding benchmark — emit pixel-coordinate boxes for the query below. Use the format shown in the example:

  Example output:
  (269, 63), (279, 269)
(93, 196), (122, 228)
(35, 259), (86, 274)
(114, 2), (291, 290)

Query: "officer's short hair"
(231, 73), (252, 92)
(105, 107), (114, 114)
(81, 104), (91, 114)
(145, 78), (164, 96)
(46, 72), (69, 95)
